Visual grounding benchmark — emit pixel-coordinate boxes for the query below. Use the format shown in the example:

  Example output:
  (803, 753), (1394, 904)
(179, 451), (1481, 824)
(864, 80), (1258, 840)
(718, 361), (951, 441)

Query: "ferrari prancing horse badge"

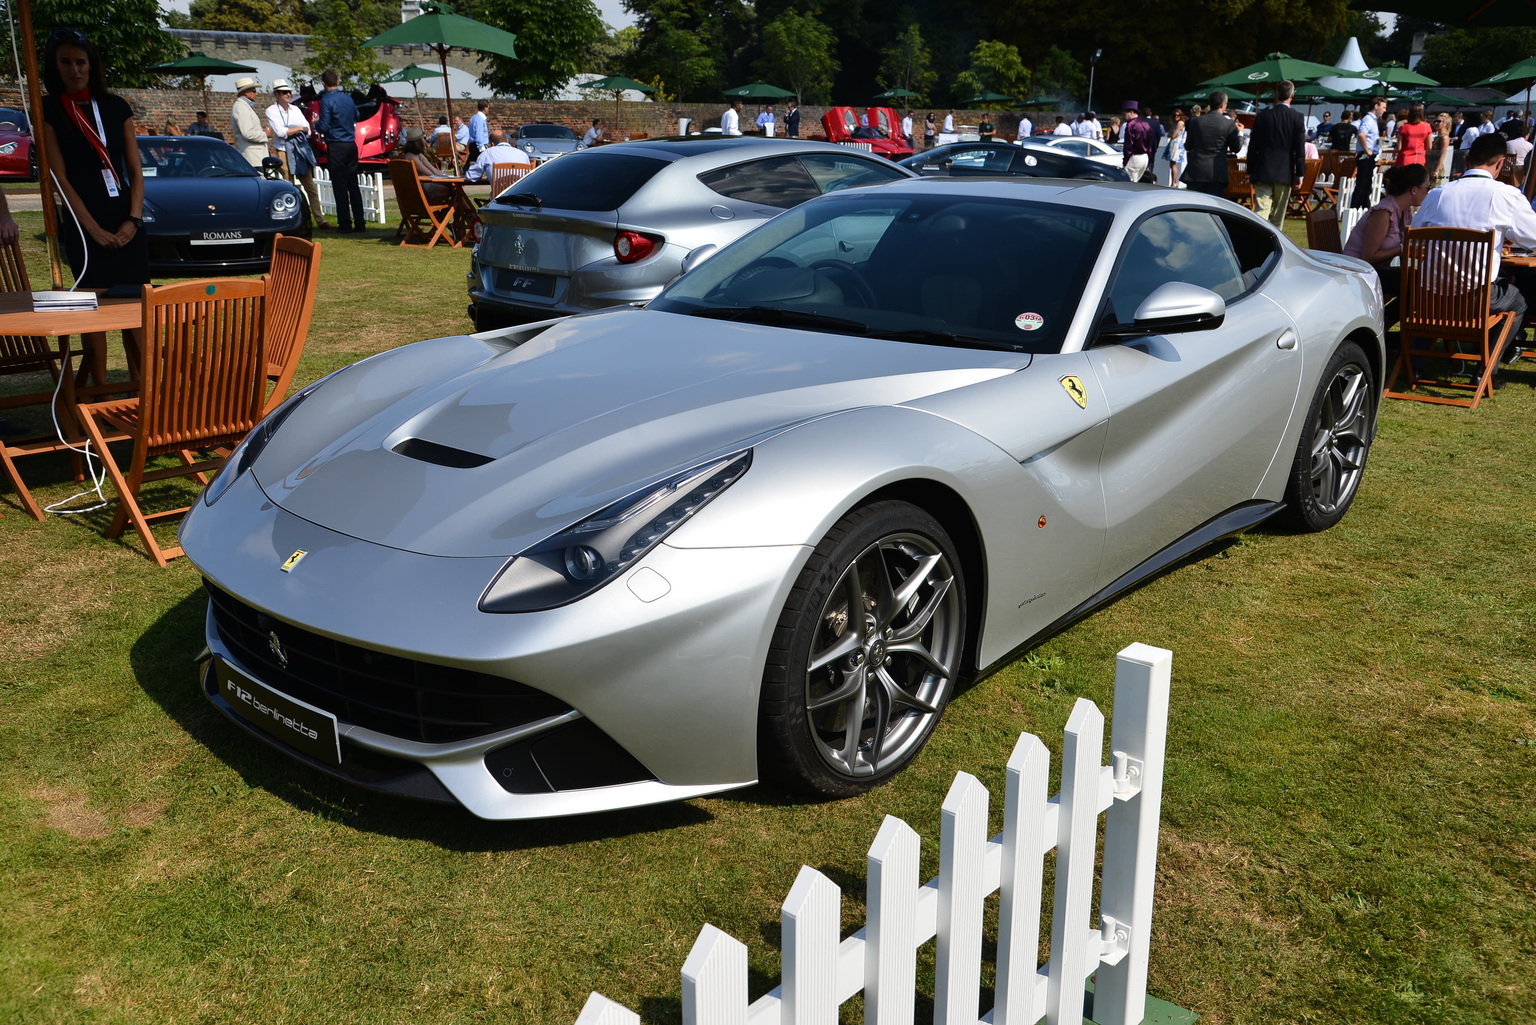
(1059, 375), (1087, 409)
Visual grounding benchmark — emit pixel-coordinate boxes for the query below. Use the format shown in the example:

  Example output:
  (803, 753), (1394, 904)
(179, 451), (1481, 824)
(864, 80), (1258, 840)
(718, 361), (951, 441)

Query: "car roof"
(863, 175), (1235, 219)
(606, 135), (904, 164)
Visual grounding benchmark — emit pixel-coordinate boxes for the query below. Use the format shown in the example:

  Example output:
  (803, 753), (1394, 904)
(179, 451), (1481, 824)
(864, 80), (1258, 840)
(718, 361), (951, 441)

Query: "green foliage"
(757, 9), (838, 105)
(475, 0), (606, 100)
(186, 0), (309, 34)
(11, 0), (184, 88)
(295, 0), (391, 88)
(877, 24), (937, 102)
(953, 39), (1029, 104)
(585, 25), (641, 78)
(1416, 27), (1536, 88)
(625, 0), (724, 101)
(1031, 44), (1085, 102)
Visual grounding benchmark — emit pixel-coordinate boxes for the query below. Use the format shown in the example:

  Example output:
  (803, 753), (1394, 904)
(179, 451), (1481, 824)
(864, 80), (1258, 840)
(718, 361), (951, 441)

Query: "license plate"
(496, 268), (557, 297)
(192, 230), (253, 245)
(214, 658), (341, 765)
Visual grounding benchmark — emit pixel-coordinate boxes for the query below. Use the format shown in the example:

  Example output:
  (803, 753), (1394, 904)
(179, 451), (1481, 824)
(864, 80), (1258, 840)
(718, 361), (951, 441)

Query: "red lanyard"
(65, 96), (117, 189)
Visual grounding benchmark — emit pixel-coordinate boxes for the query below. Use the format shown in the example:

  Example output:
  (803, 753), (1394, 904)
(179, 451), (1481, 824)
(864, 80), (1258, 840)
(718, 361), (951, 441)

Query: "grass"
(2, 210), (1534, 1025)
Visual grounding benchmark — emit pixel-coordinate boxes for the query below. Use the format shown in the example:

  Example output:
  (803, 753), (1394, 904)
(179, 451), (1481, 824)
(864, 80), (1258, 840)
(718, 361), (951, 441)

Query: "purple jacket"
(1122, 117), (1155, 159)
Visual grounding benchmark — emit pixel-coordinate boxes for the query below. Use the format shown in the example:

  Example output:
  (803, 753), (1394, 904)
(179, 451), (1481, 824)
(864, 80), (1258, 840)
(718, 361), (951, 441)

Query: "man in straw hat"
(231, 76), (270, 166)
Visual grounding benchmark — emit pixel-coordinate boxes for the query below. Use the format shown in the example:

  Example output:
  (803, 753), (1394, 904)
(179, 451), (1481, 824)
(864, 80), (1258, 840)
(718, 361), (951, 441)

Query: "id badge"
(102, 168), (119, 197)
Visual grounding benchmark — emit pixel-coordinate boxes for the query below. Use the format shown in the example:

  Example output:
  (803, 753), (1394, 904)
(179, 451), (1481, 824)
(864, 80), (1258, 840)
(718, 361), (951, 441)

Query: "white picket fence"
(1329, 166), (1383, 247)
(311, 167), (389, 225)
(839, 141), (876, 154)
(576, 642), (1173, 1025)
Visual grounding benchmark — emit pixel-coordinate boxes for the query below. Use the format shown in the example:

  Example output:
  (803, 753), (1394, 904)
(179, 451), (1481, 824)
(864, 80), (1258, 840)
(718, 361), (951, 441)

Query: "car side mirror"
(260, 155), (284, 180)
(681, 244), (718, 275)
(1104, 281), (1227, 337)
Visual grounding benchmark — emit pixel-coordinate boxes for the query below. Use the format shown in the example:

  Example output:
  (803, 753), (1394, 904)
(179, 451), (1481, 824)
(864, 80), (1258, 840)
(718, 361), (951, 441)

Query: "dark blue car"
(137, 136), (309, 274)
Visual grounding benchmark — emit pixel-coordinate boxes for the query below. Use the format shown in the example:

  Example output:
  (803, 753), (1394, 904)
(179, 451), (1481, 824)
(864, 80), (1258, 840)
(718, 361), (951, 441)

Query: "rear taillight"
(467, 214), (484, 244)
(614, 230), (662, 264)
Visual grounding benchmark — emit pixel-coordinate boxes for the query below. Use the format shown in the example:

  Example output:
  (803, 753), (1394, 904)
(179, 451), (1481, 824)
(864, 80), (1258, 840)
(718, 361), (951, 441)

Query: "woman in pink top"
(1342, 163), (1429, 299)
(1394, 104), (1432, 166)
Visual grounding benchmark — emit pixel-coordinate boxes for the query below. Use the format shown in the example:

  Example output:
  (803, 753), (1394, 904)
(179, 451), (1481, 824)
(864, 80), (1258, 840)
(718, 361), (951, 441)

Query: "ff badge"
(1059, 375), (1088, 409)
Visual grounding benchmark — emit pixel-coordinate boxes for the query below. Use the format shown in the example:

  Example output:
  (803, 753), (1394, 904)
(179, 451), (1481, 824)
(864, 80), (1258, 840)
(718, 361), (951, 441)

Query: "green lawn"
(1, 211), (1533, 1025)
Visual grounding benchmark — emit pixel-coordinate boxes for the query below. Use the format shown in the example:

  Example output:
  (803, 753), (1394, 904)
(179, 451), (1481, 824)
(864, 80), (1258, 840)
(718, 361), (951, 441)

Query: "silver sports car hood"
(255, 309), (1025, 558)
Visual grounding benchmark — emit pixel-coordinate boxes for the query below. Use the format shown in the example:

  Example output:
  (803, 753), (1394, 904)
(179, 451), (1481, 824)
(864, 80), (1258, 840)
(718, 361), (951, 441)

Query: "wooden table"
(0, 291), (142, 519)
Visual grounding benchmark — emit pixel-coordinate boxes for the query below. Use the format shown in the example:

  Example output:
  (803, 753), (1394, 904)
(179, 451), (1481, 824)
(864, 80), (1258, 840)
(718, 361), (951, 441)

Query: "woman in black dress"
(40, 28), (148, 289)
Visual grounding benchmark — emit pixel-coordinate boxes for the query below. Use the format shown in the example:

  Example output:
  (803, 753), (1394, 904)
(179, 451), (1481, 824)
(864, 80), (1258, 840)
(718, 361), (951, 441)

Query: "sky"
(157, 1), (638, 30)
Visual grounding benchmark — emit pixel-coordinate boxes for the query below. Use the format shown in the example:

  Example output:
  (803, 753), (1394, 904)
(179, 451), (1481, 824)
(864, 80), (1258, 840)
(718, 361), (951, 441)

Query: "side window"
(1106, 210), (1245, 324)
(1217, 213), (1282, 291)
(797, 153), (907, 193)
(698, 156), (819, 208)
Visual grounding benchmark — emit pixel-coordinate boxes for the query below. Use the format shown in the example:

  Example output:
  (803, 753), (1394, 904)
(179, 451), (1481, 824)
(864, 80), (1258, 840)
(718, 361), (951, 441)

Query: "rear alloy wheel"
(760, 501), (966, 796)
(1283, 340), (1373, 532)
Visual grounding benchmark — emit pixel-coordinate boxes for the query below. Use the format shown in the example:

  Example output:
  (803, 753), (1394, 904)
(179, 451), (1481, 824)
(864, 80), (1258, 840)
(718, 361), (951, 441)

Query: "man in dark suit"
(1181, 90), (1242, 197)
(1247, 80), (1308, 227)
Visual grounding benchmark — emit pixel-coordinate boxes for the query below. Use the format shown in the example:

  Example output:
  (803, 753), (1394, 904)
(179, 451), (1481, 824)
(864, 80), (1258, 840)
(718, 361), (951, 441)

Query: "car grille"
(204, 581), (573, 744)
(148, 236), (271, 265)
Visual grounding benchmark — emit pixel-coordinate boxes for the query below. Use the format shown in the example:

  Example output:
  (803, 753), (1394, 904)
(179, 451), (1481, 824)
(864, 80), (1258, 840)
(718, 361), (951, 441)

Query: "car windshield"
(519, 124), (575, 140)
(495, 151), (666, 211)
(650, 191), (1112, 354)
(0, 107), (29, 132)
(138, 138), (258, 178)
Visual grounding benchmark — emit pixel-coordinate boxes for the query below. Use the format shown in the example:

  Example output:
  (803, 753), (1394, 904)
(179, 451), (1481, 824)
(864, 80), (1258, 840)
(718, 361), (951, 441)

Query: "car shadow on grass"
(131, 588), (716, 850)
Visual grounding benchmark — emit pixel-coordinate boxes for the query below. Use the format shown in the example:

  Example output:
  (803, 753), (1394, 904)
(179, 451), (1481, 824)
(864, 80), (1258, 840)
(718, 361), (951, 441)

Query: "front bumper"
(182, 470), (808, 819)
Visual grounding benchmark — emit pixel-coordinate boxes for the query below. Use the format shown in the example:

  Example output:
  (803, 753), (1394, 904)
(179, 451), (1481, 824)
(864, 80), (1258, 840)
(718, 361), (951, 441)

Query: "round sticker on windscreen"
(1015, 312), (1044, 331)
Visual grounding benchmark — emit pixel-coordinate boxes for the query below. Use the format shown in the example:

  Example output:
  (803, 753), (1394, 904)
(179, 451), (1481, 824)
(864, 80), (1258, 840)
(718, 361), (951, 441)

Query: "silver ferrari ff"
(182, 178), (1385, 820)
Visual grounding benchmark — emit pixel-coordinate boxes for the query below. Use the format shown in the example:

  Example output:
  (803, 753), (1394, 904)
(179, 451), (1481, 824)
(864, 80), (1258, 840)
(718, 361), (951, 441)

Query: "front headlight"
(201, 376), (323, 506)
(521, 141), (536, 154)
(479, 451), (752, 613)
(269, 191), (300, 220)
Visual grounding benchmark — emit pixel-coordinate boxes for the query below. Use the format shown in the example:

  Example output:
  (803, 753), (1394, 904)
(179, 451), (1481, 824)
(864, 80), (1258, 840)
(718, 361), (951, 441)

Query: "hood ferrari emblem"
(267, 631), (290, 669)
(280, 549), (307, 572)
(1059, 375), (1088, 409)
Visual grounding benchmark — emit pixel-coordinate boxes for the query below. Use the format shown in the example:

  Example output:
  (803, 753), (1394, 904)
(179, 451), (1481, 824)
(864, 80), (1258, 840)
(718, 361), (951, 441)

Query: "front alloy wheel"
(1284, 340), (1373, 531)
(760, 501), (966, 796)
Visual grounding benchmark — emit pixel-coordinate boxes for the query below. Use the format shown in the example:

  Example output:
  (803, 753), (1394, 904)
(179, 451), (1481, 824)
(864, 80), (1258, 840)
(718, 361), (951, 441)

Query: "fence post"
(866, 816), (919, 1025)
(783, 866), (840, 1025)
(936, 773), (988, 1025)
(1047, 699), (1105, 1025)
(683, 925), (749, 1025)
(1092, 644), (1172, 1025)
(995, 734), (1049, 1025)
(576, 993), (642, 1025)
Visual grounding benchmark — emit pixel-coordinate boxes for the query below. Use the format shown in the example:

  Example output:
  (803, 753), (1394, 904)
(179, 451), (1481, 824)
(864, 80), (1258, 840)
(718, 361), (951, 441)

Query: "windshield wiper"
(873, 328), (1021, 352)
(496, 193), (543, 207)
(689, 306), (870, 335)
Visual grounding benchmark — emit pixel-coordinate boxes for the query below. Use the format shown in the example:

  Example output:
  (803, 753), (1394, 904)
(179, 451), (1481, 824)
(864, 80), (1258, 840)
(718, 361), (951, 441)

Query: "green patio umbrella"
(962, 91), (1015, 109)
(1359, 61), (1439, 87)
(723, 82), (797, 101)
(1473, 56), (1536, 89)
(1203, 52), (1354, 88)
(383, 63), (446, 127)
(364, 1), (520, 174)
(1020, 94), (1069, 108)
(874, 87), (921, 101)
(1291, 82), (1357, 101)
(578, 75), (657, 135)
(1174, 85), (1257, 104)
(147, 51), (258, 114)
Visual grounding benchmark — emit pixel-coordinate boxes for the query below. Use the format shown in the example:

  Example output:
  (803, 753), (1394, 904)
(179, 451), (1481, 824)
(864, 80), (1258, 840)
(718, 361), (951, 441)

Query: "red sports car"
(301, 85), (402, 167)
(818, 106), (913, 159)
(0, 106), (37, 180)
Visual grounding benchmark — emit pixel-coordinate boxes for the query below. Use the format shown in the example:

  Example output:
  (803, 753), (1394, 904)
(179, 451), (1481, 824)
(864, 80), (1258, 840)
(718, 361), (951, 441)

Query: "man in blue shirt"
(316, 69), (366, 232)
(468, 100), (490, 161)
(1353, 95), (1386, 209)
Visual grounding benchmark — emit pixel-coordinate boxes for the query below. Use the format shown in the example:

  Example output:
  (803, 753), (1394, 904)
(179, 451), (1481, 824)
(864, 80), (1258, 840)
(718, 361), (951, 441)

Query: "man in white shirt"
(1416, 131), (1536, 361)
(465, 130), (533, 182)
(1017, 115), (1033, 141)
(265, 79), (325, 228)
(1053, 116), (1072, 136)
(900, 111), (913, 142)
(942, 111), (954, 134)
(721, 100), (743, 135)
(581, 119), (603, 146)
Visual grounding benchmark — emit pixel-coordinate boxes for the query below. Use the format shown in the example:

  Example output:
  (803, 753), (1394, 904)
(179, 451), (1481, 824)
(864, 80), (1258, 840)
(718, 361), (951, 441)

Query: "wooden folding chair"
(1225, 159), (1254, 207)
(477, 162), (532, 207)
(389, 158), (459, 249)
(76, 279), (268, 565)
(261, 234), (323, 414)
(1288, 157), (1323, 216)
(0, 237), (85, 519)
(1385, 227), (1519, 411)
(1305, 207), (1342, 253)
(1316, 151), (1354, 208)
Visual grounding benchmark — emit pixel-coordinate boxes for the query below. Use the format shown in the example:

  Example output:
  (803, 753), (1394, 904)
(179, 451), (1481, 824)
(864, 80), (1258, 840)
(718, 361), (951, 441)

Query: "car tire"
(1282, 340), (1373, 532)
(759, 500), (966, 797)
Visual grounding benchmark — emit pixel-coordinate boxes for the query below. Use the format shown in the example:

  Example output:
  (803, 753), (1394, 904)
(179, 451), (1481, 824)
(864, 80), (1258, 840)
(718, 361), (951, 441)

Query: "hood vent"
(391, 437), (494, 468)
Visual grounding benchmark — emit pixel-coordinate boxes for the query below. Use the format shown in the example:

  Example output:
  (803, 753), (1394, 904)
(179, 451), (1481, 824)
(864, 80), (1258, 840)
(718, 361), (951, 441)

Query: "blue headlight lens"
(479, 451), (752, 613)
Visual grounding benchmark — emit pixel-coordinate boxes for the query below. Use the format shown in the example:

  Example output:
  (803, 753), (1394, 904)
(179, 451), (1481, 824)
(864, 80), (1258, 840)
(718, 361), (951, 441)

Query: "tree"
(625, 0), (723, 101)
(295, 0), (391, 88)
(953, 39), (1029, 104)
(10, 0), (184, 88)
(758, 10), (838, 104)
(585, 25), (641, 78)
(186, 0), (308, 34)
(1031, 45), (1084, 102)
(1416, 27), (1536, 88)
(476, 0), (606, 99)
(878, 24), (937, 102)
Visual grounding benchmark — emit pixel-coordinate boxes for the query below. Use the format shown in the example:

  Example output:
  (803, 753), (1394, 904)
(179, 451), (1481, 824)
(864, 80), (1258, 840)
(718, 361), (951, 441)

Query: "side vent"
(391, 437), (494, 468)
